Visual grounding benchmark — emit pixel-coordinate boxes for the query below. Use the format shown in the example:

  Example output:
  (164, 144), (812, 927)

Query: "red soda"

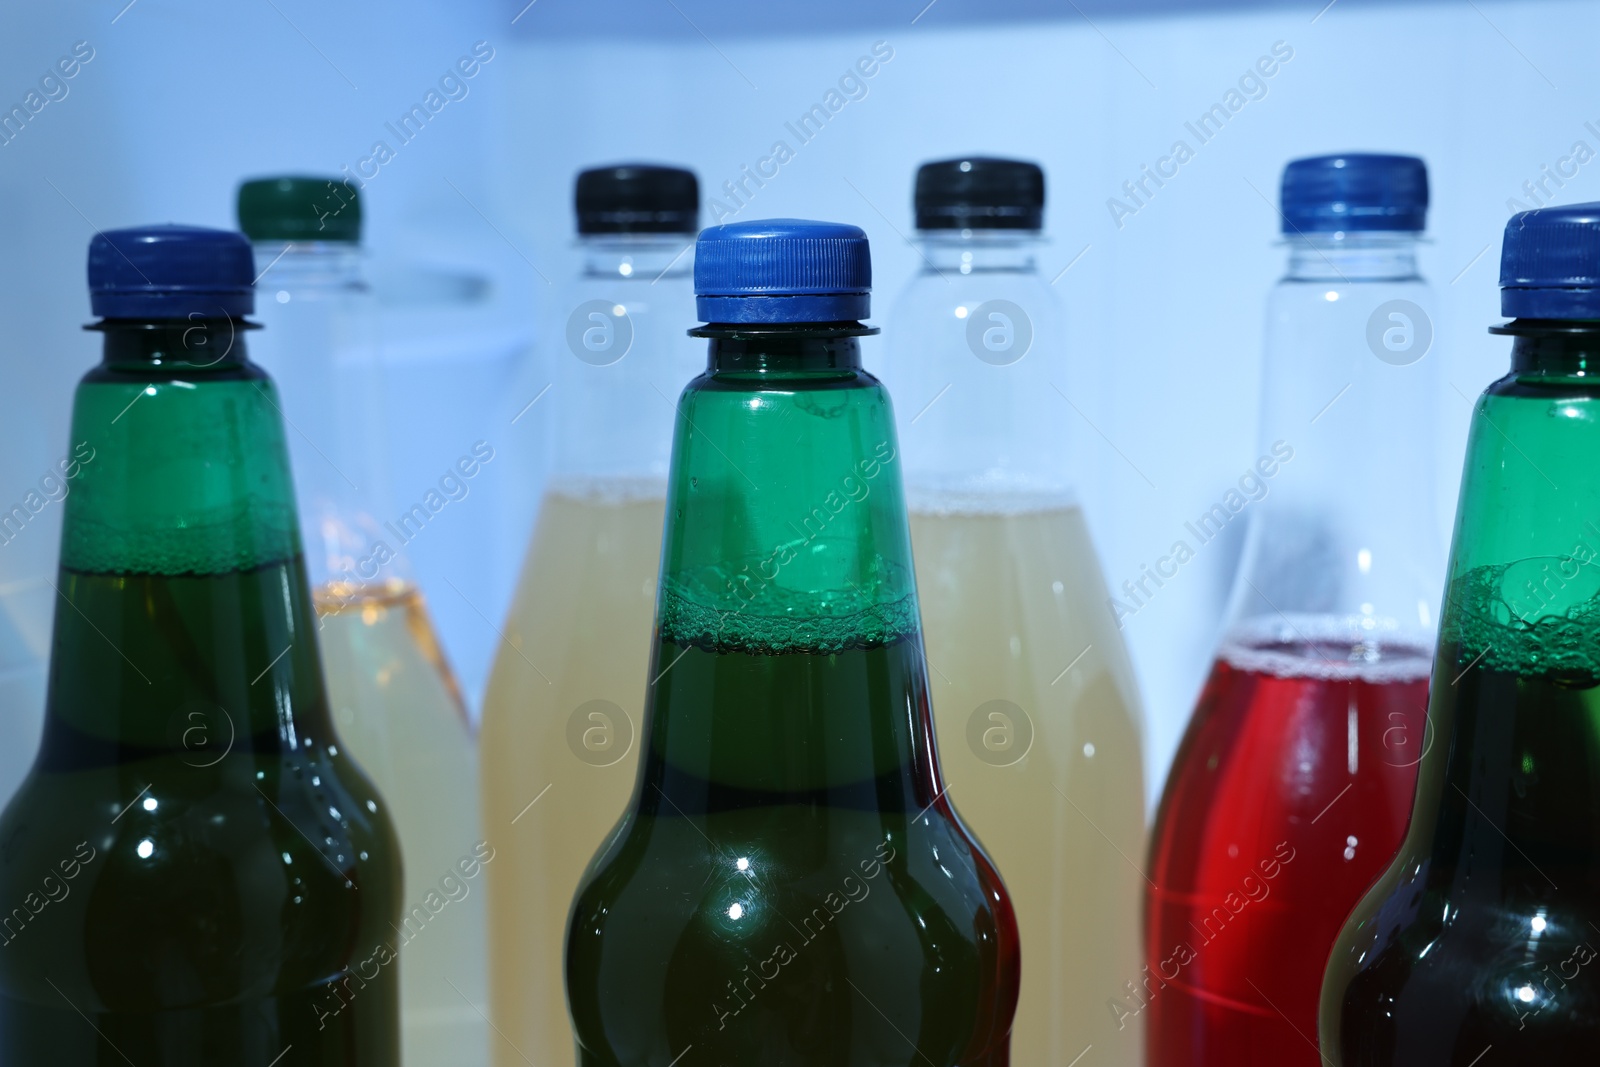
(1144, 621), (1430, 1064)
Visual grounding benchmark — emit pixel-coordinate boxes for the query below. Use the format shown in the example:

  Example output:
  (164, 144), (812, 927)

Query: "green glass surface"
(0, 321), (401, 1063)
(566, 326), (1020, 1067)
(1321, 327), (1600, 1063)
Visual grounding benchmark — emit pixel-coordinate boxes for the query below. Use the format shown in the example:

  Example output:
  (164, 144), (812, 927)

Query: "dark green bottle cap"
(236, 175), (362, 243)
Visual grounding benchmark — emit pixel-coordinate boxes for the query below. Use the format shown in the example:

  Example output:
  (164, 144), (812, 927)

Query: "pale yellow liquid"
(479, 485), (664, 1067)
(910, 502), (1146, 1067)
(315, 581), (489, 1067)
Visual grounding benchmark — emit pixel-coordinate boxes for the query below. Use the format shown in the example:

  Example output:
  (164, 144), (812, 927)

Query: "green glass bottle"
(565, 220), (1021, 1067)
(1320, 204), (1600, 1061)
(0, 226), (401, 1063)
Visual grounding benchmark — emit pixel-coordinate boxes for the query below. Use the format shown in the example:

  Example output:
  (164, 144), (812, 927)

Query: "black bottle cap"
(575, 164), (699, 235)
(914, 157), (1045, 231)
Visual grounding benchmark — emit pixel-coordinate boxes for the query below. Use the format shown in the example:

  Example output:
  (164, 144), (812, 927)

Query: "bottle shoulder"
(1324, 859), (1600, 1054)
(568, 804), (1017, 1062)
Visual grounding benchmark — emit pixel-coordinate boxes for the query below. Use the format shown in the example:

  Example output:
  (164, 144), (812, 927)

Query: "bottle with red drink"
(1144, 154), (1445, 1064)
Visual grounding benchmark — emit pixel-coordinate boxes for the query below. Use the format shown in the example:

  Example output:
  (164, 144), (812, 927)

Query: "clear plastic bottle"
(239, 177), (488, 1067)
(881, 157), (1147, 1067)
(1147, 154), (1445, 1065)
(479, 164), (701, 1067)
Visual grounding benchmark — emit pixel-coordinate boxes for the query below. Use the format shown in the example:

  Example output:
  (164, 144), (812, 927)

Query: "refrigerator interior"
(0, 0), (1590, 810)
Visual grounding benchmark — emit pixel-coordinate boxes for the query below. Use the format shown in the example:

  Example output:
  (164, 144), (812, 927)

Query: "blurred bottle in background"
(0, 225), (401, 1059)
(479, 164), (700, 1067)
(240, 177), (488, 1066)
(1147, 154), (1443, 1065)
(1322, 202), (1600, 1064)
(881, 157), (1146, 1067)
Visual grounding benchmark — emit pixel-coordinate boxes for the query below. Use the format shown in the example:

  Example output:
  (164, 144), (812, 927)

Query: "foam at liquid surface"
(546, 474), (667, 506)
(1445, 562), (1600, 683)
(658, 585), (919, 655)
(1220, 614), (1435, 684)
(63, 505), (299, 576)
(904, 481), (1079, 517)
(652, 487), (1091, 654)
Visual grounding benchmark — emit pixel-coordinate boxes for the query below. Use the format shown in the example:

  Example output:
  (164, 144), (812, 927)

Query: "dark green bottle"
(1320, 204), (1600, 1061)
(0, 226), (401, 1062)
(565, 220), (1020, 1067)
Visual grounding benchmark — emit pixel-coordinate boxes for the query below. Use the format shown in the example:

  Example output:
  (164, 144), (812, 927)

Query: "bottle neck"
(250, 241), (394, 593)
(96, 316), (258, 370)
(665, 324), (896, 631)
(1502, 321), (1600, 374)
(639, 322), (936, 809)
(252, 241), (365, 290)
(699, 324), (867, 375)
(550, 236), (700, 491)
(579, 233), (694, 280)
(887, 231), (1071, 502)
(1221, 234), (1442, 651)
(44, 319), (331, 757)
(1282, 231), (1422, 281)
(1442, 320), (1600, 619)
(916, 230), (1041, 274)
(72, 321), (297, 571)
(1399, 320), (1600, 894)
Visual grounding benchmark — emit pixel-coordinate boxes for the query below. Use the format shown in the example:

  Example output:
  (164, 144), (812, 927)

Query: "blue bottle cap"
(88, 224), (255, 319)
(1499, 202), (1600, 319)
(1279, 153), (1429, 233)
(695, 219), (871, 324)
